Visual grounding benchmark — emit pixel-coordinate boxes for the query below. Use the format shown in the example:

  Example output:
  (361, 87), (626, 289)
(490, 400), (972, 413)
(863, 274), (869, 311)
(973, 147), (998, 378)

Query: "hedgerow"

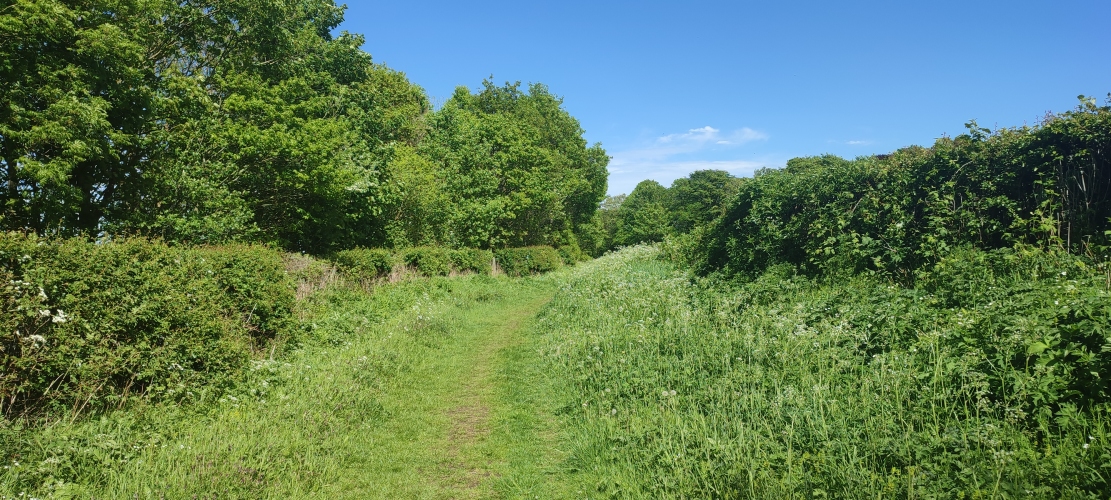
(0, 233), (293, 418)
(448, 248), (493, 275)
(698, 101), (1111, 281)
(495, 246), (564, 277)
(331, 248), (396, 282)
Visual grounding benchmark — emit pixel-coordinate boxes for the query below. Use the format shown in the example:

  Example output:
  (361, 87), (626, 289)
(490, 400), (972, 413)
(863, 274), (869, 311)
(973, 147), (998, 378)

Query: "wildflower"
(38, 309), (51, 317)
(610, 408), (617, 415)
(52, 310), (68, 324)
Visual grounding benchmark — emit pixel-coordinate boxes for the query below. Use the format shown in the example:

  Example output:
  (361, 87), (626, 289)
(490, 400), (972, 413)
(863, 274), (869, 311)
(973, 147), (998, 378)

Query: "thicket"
(330, 245), (566, 281)
(0, 233), (293, 419)
(494, 246), (564, 277)
(598, 170), (744, 252)
(697, 98), (1111, 280)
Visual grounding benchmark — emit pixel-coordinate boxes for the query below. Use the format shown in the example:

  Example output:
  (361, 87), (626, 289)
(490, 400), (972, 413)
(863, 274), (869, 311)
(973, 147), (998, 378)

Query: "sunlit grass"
(534, 246), (1109, 498)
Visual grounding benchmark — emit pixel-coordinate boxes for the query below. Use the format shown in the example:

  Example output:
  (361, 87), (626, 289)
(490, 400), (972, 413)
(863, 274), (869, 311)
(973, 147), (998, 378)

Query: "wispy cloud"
(846, 140), (873, 146)
(610, 126), (768, 166)
(606, 126), (775, 194)
(653, 126), (767, 148)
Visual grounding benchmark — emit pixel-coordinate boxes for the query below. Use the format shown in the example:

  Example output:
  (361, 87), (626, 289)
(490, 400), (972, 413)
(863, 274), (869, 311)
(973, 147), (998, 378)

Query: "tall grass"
(535, 246), (1109, 498)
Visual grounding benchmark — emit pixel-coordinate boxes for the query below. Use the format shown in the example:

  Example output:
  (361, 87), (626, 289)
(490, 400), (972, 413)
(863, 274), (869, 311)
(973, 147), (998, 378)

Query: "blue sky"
(339, 0), (1111, 196)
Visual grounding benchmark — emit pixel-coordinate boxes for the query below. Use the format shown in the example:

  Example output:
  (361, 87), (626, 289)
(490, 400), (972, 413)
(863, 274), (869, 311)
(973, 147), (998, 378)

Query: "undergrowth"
(536, 246), (1111, 498)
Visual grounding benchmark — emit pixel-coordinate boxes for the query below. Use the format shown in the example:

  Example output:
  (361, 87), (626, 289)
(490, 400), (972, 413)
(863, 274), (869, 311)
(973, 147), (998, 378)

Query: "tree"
(614, 180), (671, 246)
(1, 0), (163, 235)
(421, 80), (608, 249)
(668, 170), (744, 233)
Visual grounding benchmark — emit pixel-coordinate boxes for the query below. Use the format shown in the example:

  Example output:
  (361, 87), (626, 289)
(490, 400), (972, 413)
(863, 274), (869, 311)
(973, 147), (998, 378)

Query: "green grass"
(5, 247), (1109, 498)
(533, 246), (1111, 498)
(1, 274), (568, 499)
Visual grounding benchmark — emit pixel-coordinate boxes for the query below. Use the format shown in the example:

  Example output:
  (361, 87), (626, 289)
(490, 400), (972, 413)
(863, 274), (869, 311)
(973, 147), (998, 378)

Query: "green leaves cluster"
(698, 97), (1111, 280)
(0, 232), (294, 418)
(1, 2), (606, 255)
(600, 170), (744, 251)
(413, 81), (609, 250)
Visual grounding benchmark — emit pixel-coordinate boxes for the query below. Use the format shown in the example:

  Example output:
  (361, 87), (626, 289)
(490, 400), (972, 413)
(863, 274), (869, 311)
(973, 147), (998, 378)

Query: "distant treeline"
(596, 169), (745, 252)
(0, 0), (607, 255)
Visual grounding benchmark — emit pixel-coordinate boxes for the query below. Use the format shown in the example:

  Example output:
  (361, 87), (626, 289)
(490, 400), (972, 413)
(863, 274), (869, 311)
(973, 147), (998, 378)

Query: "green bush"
(0, 233), (294, 418)
(556, 244), (589, 266)
(494, 246), (563, 277)
(332, 248), (396, 281)
(402, 246), (451, 276)
(448, 248), (493, 275)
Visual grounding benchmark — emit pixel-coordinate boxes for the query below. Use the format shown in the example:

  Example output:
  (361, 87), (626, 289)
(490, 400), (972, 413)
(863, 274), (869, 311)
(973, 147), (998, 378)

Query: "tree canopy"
(1, 1), (606, 254)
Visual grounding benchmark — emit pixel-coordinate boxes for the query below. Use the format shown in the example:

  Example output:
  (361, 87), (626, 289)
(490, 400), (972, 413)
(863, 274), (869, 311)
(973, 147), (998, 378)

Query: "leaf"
(1027, 342), (1050, 355)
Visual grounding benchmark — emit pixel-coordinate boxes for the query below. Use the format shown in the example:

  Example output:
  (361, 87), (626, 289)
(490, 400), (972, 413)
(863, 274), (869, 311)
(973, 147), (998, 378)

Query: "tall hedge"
(0, 234), (294, 417)
(495, 246), (564, 277)
(699, 100), (1111, 280)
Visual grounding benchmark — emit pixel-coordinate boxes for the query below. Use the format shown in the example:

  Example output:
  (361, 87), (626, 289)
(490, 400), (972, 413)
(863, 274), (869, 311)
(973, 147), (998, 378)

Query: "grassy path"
(321, 283), (563, 498)
(76, 276), (571, 499)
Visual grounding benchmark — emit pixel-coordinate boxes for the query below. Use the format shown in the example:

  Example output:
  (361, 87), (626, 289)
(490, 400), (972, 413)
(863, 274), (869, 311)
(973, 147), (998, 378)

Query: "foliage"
(494, 246), (564, 277)
(698, 98), (1111, 280)
(604, 170), (743, 252)
(613, 180), (672, 247)
(402, 246), (452, 276)
(332, 248), (396, 282)
(667, 169), (744, 234)
(0, 2), (612, 257)
(448, 248), (493, 275)
(421, 81), (608, 249)
(536, 246), (1111, 498)
(0, 233), (293, 418)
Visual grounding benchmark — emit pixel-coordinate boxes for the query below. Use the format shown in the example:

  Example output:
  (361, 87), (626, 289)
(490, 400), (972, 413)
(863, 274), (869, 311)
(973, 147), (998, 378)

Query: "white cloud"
(610, 126), (769, 167)
(605, 126), (777, 194)
(846, 140), (873, 145)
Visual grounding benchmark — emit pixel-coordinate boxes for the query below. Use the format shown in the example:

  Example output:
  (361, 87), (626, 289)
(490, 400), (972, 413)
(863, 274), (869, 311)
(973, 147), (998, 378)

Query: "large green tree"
(614, 179), (671, 247)
(1, 0), (429, 253)
(421, 80), (608, 249)
(668, 169), (743, 233)
(1, 0), (163, 234)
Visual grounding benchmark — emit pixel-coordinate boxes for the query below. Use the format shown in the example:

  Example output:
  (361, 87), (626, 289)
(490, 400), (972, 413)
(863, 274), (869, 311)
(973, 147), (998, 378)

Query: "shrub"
(402, 246), (451, 276)
(494, 246), (563, 277)
(556, 244), (589, 266)
(332, 248), (395, 282)
(0, 233), (294, 418)
(448, 248), (493, 275)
